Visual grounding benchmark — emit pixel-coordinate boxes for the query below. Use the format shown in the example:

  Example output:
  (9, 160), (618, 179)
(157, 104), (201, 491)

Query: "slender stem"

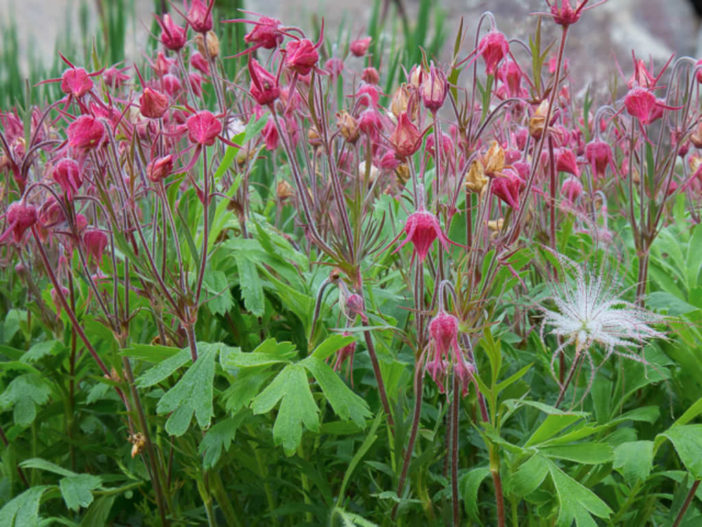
(195, 148), (210, 308)
(672, 479), (700, 527)
(555, 351), (583, 408)
(548, 136), (557, 258)
(450, 373), (460, 527)
(490, 444), (505, 527)
(0, 424), (29, 487)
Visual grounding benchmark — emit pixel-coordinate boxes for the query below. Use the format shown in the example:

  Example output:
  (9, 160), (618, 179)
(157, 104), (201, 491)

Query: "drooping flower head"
(426, 312), (475, 396)
(186, 111), (222, 146)
(284, 38), (320, 76)
(67, 116), (105, 151)
(157, 14), (187, 51)
(350, 37), (372, 57)
(392, 209), (454, 263)
(0, 202), (38, 244)
(248, 58), (280, 106)
(389, 112), (422, 159)
(244, 15), (284, 49)
(477, 30), (509, 76)
(52, 158), (83, 198)
(60, 67), (93, 98)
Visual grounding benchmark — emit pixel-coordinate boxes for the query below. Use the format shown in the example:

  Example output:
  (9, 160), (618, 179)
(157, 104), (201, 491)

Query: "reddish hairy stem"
(672, 480), (701, 527)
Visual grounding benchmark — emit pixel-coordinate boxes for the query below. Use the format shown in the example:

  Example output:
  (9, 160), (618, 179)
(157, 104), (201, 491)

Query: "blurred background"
(0, 0), (700, 106)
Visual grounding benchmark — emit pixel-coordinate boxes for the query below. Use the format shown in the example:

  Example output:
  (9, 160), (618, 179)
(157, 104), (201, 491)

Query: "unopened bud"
(529, 100), (550, 139)
(196, 31), (220, 59)
(276, 179), (293, 201)
(337, 110), (360, 144)
(390, 83), (415, 120)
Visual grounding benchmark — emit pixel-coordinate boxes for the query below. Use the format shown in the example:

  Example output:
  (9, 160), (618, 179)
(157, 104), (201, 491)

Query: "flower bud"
(389, 112), (422, 159)
(60, 68), (93, 98)
(244, 16), (284, 49)
(188, 0), (213, 33)
(483, 141), (505, 176)
(361, 67), (380, 85)
(337, 110), (360, 144)
(390, 83), (415, 119)
(186, 111), (221, 146)
(477, 30), (509, 76)
(52, 158), (82, 197)
(561, 176), (583, 204)
(350, 37), (371, 57)
(83, 228), (108, 263)
(276, 180), (293, 201)
(285, 39), (319, 76)
(1, 202), (38, 243)
(307, 126), (322, 147)
(157, 14), (187, 51)
(67, 116), (105, 151)
(139, 87), (169, 119)
(529, 100), (550, 139)
(465, 160), (488, 193)
(248, 59), (280, 106)
(420, 64), (448, 113)
(147, 155), (173, 183)
(196, 30), (220, 58)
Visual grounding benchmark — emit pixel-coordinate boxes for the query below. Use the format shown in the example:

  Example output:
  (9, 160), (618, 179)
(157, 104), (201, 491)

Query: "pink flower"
(561, 176), (583, 204)
(103, 66), (130, 88)
(325, 57), (344, 79)
(555, 148), (579, 177)
(624, 87), (676, 125)
(60, 67), (93, 98)
(356, 84), (380, 108)
(139, 87), (169, 119)
(187, 111), (222, 146)
(0, 202), (38, 244)
(262, 120), (279, 151)
(157, 14), (187, 51)
(83, 228), (108, 263)
(187, 0), (213, 33)
(477, 30), (509, 76)
(52, 158), (82, 197)
(161, 74), (182, 97)
(243, 16), (284, 50)
(248, 59), (280, 106)
(420, 64), (448, 113)
(285, 39), (319, 76)
(426, 312), (474, 396)
(361, 67), (380, 85)
(389, 112), (422, 159)
(67, 116), (105, 151)
(492, 169), (523, 209)
(393, 209), (453, 263)
(350, 37), (372, 57)
(191, 52), (210, 75)
(584, 139), (613, 179)
(539, 0), (603, 27)
(147, 155), (173, 183)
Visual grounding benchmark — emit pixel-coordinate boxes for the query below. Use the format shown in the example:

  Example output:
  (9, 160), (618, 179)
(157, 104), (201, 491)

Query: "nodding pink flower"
(356, 84), (380, 108)
(361, 67), (380, 85)
(358, 109), (383, 139)
(393, 209), (453, 263)
(161, 74), (182, 97)
(0, 202), (38, 244)
(497, 60), (525, 98)
(284, 39), (319, 76)
(189, 73), (204, 97)
(186, 111), (222, 146)
(157, 14), (187, 51)
(390, 112), (422, 159)
(67, 116), (105, 151)
(333, 333), (356, 377)
(60, 67), (93, 98)
(191, 52), (210, 75)
(187, 0), (213, 33)
(147, 155), (173, 183)
(350, 36), (372, 57)
(325, 57), (344, 79)
(585, 139), (613, 180)
(52, 158), (82, 197)
(540, 0), (602, 27)
(139, 87), (169, 119)
(420, 64), (448, 113)
(103, 66), (130, 89)
(248, 58), (280, 106)
(243, 15), (284, 50)
(624, 87), (676, 125)
(492, 169), (523, 210)
(555, 148), (580, 177)
(561, 176), (583, 204)
(427, 312), (474, 396)
(262, 119), (279, 151)
(477, 30), (509, 76)
(83, 228), (108, 263)
(153, 51), (175, 77)
(377, 149), (401, 170)
(426, 132), (454, 159)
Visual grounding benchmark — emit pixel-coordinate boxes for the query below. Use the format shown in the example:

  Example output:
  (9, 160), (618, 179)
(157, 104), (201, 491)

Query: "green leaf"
(0, 374), (51, 427)
(613, 441), (654, 483)
(660, 425), (702, 479)
(540, 443), (613, 464)
(0, 485), (49, 527)
(199, 413), (248, 469)
(525, 413), (585, 447)
(59, 474), (102, 511)
(548, 459), (612, 526)
(135, 348), (190, 388)
(157, 343), (220, 436)
(121, 343), (181, 363)
(203, 270), (234, 315)
(302, 356), (370, 426)
(235, 253), (265, 316)
(79, 495), (115, 527)
(21, 340), (61, 363)
(251, 364), (319, 454)
(20, 458), (75, 477)
(646, 292), (699, 315)
(222, 368), (274, 414)
(226, 339), (295, 368)
(311, 334), (355, 361)
(511, 455), (548, 498)
(337, 412), (383, 507)
(459, 466), (491, 521)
